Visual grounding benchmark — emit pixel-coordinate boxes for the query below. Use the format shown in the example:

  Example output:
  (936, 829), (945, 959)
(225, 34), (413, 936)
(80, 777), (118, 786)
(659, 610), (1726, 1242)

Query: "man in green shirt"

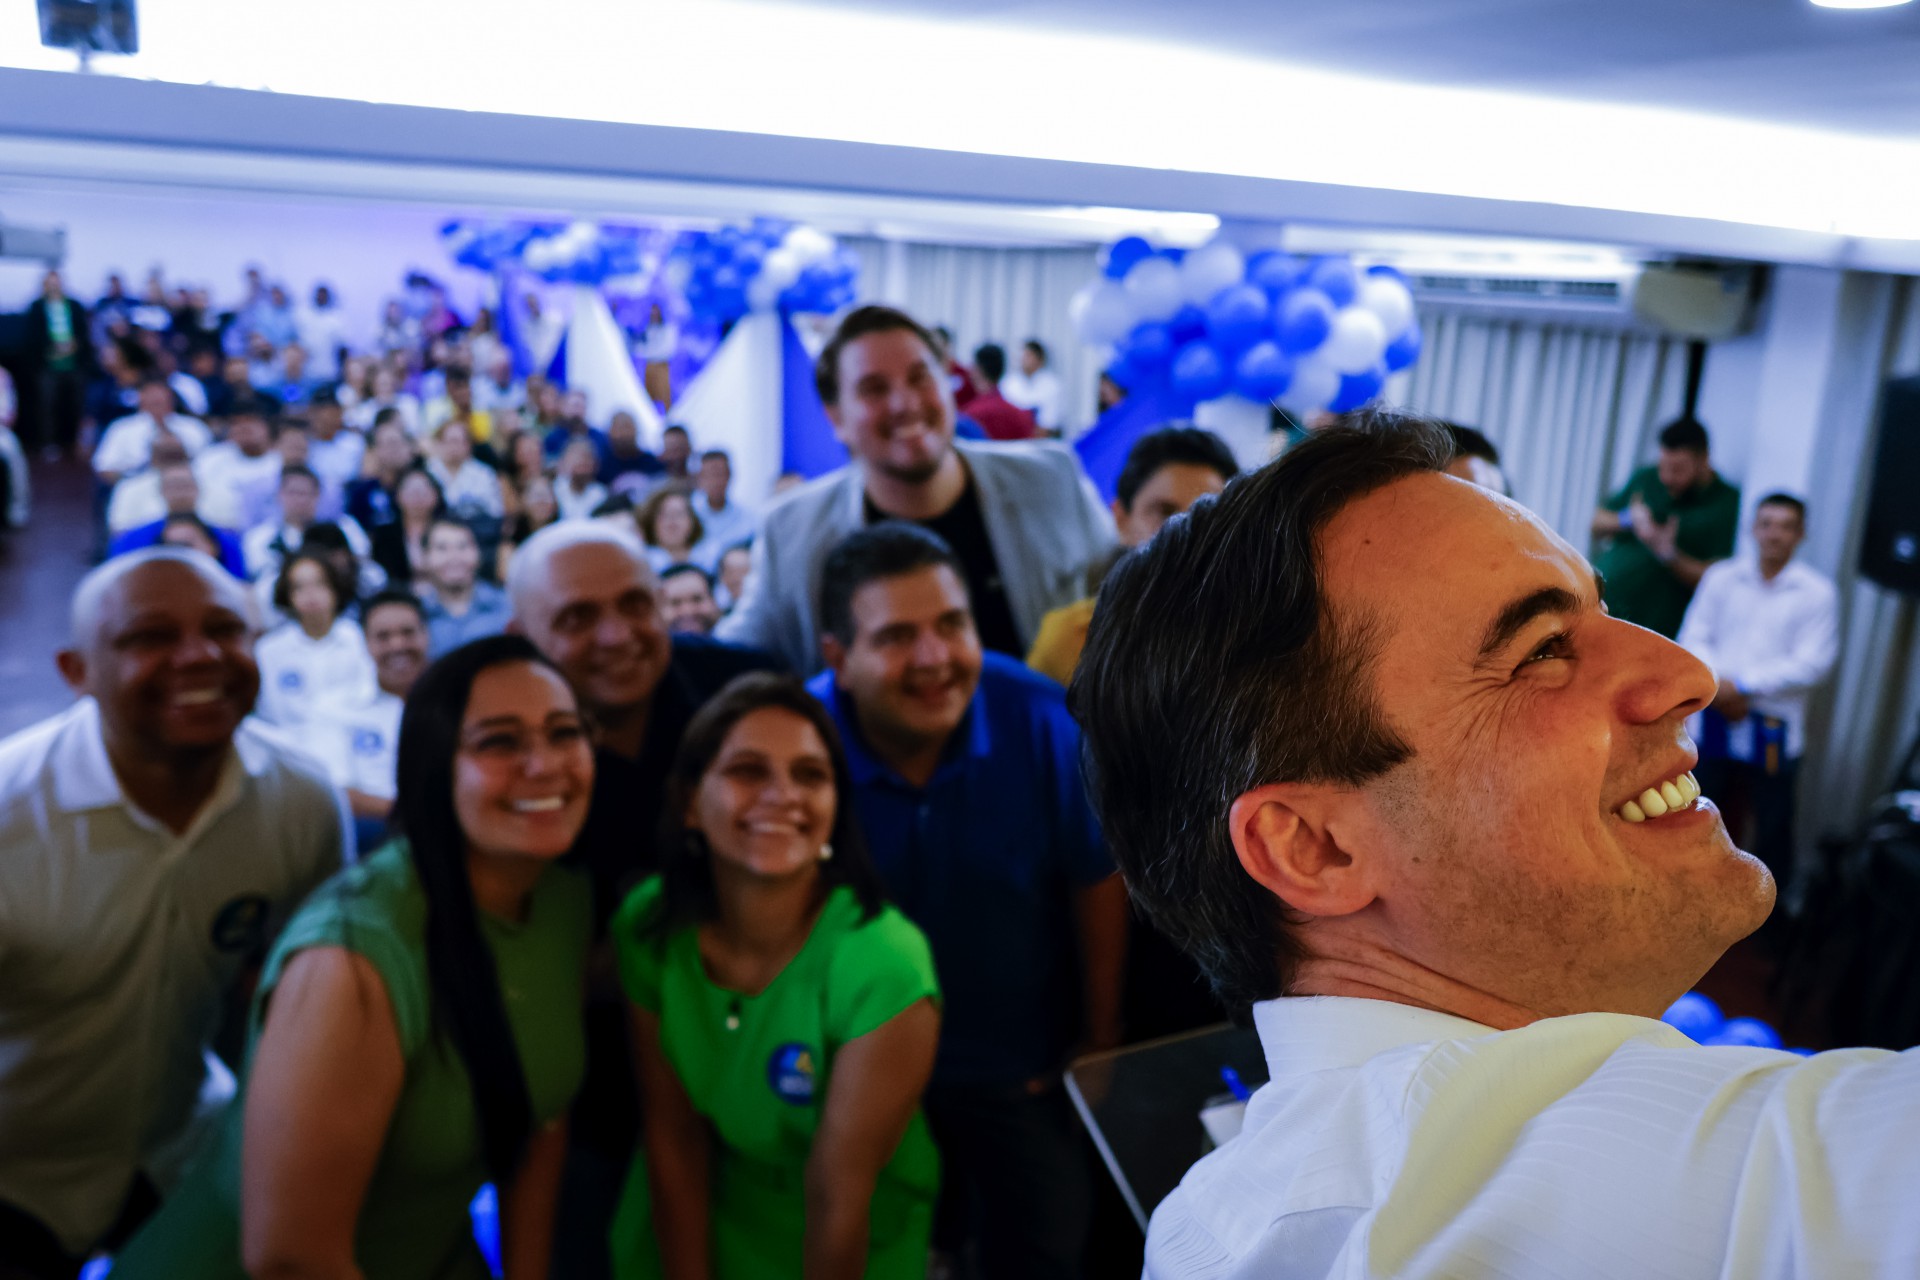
(1590, 417), (1740, 638)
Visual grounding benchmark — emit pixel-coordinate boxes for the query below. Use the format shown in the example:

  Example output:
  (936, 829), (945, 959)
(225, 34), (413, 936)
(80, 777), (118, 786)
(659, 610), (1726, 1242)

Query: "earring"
(818, 842), (834, 863)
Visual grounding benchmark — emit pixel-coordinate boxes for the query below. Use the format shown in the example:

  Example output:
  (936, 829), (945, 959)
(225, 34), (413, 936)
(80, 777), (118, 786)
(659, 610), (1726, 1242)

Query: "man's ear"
(55, 649), (87, 696)
(823, 403), (852, 448)
(819, 633), (847, 675)
(1227, 783), (1376, 920)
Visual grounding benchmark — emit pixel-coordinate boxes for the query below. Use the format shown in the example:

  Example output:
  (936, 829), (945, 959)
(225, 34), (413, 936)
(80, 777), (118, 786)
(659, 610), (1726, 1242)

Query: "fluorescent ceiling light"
(1810, 0), (1912, 8)
(3, 0), (1919, 242)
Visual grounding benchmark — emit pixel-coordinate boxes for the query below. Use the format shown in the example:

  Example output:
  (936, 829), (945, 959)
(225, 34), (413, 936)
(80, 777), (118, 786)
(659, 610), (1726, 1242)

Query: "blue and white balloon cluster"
(669, 219), (860, 327)
(1661, 992), (1810, 1053)
(440, 218), (649, 286)
(1072, 236), (1422, 416)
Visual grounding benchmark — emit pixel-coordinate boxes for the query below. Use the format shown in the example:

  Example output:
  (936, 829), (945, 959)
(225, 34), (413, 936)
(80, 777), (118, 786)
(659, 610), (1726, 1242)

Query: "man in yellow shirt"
(1027, 426), (1238, 686)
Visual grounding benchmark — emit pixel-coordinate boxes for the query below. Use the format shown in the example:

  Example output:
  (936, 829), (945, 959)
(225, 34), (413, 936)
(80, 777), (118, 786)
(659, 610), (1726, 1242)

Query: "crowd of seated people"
(1, 288), (1276, 1280)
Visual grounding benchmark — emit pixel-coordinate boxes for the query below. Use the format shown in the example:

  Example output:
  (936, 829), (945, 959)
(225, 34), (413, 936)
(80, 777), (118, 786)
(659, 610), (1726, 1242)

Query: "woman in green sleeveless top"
(612, 673), (942, 1279)
(114, 635), (596, 1279)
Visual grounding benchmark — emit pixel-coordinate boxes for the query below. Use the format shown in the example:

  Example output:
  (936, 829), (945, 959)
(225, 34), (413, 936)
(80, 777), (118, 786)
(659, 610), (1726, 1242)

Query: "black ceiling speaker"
(37, 0), (138, 57)
(1859, 375), (1920, 598)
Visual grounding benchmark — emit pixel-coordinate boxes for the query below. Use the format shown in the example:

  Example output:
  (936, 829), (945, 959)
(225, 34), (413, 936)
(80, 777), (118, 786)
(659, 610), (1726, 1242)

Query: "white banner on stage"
(564, 284), (665, 445)
(668, 311), (785, 509)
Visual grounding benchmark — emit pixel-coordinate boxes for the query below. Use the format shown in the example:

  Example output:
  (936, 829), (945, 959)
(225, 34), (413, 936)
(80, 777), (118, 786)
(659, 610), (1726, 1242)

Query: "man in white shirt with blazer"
(716, 305), (1113, 674)
(1072, 411), (1915, 1280)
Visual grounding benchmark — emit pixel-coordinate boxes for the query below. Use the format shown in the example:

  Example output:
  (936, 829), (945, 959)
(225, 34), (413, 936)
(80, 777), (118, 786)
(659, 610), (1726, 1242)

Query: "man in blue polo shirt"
(808, 522), (1127, 1280)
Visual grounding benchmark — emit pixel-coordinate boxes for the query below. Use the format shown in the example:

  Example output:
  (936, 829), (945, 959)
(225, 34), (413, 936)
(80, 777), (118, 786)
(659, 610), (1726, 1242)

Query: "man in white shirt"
(691, 448), (757, 559)
(302, 386), (365, 522)
(1677, 493), (1840, 888)
(1073, 411), (1917, 1280)
(308, 589), (426, 847)
(92, 377), (212, 486)
(107, 436), (243, 535)
(295, 282), (350, 380)
(194, 401), (284, 534)
(425, 418), (505, 523)
(1000, 339), (1063, 435)
(0, 549), (347, 1275)
(242, 465), (372, 581)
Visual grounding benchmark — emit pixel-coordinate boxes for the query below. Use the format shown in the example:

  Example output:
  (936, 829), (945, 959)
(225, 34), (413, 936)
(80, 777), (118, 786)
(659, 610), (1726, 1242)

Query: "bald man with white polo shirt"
(1074, 412), (1920, 1279)
(0, 549), (348, 1279)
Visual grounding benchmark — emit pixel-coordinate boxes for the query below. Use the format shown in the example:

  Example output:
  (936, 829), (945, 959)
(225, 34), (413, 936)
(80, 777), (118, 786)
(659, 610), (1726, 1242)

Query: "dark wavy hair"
(271, 548), (353, 622)
(391, 634), (588, 1183)
(639, 672), (885, 943)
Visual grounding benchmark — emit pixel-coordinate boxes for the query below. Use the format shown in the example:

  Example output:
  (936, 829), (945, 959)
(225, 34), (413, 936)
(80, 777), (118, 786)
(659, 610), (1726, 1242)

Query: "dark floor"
(0, 455), (92, 741)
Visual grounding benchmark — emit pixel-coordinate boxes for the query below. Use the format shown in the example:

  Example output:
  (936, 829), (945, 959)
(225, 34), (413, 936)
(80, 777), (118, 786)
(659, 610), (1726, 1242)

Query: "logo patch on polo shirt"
(351, 728), (385, 756)
(278, 670), (303, 692)
(210, 894), (271, 952)
(766, 1043), (816, 1105)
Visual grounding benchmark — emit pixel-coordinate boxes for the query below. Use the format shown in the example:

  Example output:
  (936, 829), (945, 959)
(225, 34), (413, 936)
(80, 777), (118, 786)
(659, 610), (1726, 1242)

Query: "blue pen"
(1220, 1066), (1252, 1103)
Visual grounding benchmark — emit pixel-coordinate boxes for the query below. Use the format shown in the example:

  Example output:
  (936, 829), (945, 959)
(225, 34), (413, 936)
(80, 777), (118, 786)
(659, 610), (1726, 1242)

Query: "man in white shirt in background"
(309, 588), (426, 851)
(106, 435), (243, 536)
(301, 387), (364, 523)
(194, 400), (284, 534)
(425, 418), (505, 523)
(1000, 338), (1063, 435)
(691, 448), (756, 558)
(92, 377), (212, 487)
(241, 465), (371, 582)
(295, 282), (349, 380)
(1073, 412), (1919, 1280)
(1677, 492), (1839, 895)
(0, 549), (347, 1277)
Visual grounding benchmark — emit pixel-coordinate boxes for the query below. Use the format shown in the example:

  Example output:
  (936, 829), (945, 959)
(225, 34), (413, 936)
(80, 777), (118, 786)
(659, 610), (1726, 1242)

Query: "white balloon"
(1279, 355), (1343, 415)
(1320, 308), (1389, 375)
(565, 219), (598, 246)
(1357, 274), (1415, 339)
(782, 226), (836, 265)
(1180, 240), (1247, 307)
(524, 239), (559, 270)
(760, 248), (803, 291)
(663, 257), (694, 292)
(1075, 280), (1137, 346)
(1123, 257), (1185, 324)
(745, 271), (785, 312)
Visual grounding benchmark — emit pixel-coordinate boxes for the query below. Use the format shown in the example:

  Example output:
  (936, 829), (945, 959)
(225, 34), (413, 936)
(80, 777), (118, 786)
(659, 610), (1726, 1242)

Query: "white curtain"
(1386, 310), (1689, 549)
(840, 236), (1101, 435)
(1800, 276), (1920, 840)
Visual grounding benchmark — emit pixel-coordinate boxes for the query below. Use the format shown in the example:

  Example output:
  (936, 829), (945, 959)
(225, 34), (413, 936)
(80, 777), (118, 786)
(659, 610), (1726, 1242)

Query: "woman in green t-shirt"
(612, 672), (942, 1280)
(114, 635), (596, 1279)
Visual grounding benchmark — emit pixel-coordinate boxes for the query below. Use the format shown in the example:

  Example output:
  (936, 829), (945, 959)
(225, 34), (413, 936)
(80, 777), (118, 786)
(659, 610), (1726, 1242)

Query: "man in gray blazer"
(717, 305), (1116, 674)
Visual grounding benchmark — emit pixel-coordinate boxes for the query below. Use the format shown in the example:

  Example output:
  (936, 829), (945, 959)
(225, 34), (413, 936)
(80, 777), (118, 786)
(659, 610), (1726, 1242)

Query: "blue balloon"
(1248, 253), (1305, 297)
(1328, 364), (1386, 414)
(1157, 246), (1188, 264)
(1660, 992), (1725, 1043)
(1708, 1017), (1784, 1050)
(1305, 256), (1360, 308)
(1104, 235), (1154, 280)
(1168, 305), (1207, 345)
(1787, 1046), (1816, 1057)
(1232, 341), (1294, 402)
(1383, 324), (1424, 372)
(1204, 284), (1271, 355)
(1365, 263), (1410, 285)
(1169, 341), (1230, 403)
(1125, 322), (1175, 370)
(1274, 289), (1335, 356)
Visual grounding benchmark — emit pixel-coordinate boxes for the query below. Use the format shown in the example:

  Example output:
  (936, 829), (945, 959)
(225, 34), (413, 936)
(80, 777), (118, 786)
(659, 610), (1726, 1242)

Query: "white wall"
(0, 187), (495, 344)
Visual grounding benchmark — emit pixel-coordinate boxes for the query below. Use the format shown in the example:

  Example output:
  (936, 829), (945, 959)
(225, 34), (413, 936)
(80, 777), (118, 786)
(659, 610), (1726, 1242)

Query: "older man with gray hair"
(1074, 411), (1920, 1279)
(505, 522), (781, 1277)
(0, 549), (348, 1278)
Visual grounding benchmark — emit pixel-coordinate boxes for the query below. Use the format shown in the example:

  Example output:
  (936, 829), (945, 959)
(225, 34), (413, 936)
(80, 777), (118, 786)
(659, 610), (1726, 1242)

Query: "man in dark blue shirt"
(808, 522), (1126, 1280)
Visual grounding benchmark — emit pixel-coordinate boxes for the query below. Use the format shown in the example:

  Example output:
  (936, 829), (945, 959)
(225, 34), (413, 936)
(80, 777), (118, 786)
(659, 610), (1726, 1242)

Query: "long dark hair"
(643, 672), (885, 942)
(391, 634), (585, 1183)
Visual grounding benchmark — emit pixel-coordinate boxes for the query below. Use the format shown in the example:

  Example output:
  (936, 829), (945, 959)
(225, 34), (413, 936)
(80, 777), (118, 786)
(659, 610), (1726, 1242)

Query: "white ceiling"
(822, 0), (1920, 139)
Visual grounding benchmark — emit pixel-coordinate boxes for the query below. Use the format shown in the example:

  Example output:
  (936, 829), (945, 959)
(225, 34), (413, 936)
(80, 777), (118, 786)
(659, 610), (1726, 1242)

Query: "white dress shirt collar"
(50, 697), (267, 832)
(1253, 995), (1497, 1079)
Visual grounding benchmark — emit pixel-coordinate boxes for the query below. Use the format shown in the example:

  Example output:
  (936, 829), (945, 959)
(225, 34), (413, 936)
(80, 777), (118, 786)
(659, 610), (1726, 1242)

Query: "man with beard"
(0, 550), (348, 1278)
(716, 306), (1114, 673)
(505, 522), (781, 1278)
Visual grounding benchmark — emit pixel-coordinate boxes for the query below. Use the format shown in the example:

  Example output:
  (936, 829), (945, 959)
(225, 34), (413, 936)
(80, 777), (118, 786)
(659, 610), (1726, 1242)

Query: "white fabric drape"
(840, 236), (1101, 435)
(1801, 276), (1920, 839)
(1386, 311), (1689, 550)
